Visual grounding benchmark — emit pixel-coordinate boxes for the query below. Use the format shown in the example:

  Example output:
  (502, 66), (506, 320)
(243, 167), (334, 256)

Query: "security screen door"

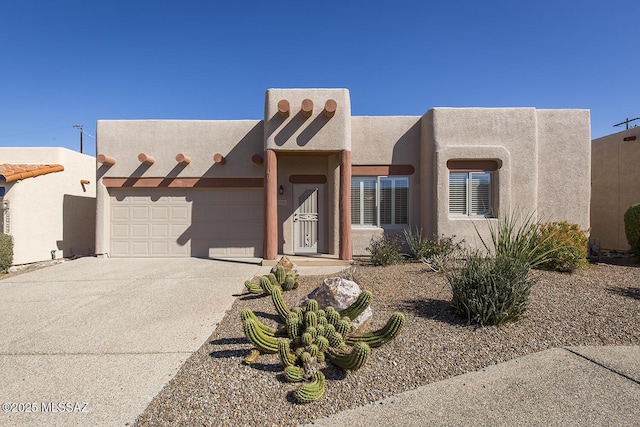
(293, 184), (324, 254)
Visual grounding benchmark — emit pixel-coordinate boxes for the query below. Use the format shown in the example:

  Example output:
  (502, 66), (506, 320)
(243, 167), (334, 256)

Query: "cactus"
(347, 312), (405, 348)
(260, 276), (275, 295)
(294, 372), (325, 404)
(286, 312), (301, 340)
(278, 340), (297, 367)
(326, 342), (371, 371)
(239, 285), (404, 403)
(283, 273), (296, 291)
(336, 317), (351, 337)
(275, 265), (286, 284)
(339, 290), (372, 320)
(305, 311), (318, 328)
(241, 309), (276, 337)
(271, 286), (290, 322)
(243, 348), (260, 365)
(306, 299), (319, 313)
(244, 280), (263, 294)
(267, 273), (279, 286)
(243, 319), (280, 353)
(284, 365), (306, 383)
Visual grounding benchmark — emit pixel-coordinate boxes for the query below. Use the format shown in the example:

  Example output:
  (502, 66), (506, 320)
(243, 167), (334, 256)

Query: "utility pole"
(73, 124), (83, 153)
(613, 117), (640, 130)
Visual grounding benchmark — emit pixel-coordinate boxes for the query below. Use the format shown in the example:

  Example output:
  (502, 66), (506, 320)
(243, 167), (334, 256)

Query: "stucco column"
(339, 150), (352, 260)
(264, 149), (278, 260)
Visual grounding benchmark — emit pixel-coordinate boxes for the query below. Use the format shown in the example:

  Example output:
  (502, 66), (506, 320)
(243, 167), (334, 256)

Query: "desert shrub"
(446, 252), (535, 326)
(535, 222), (589, 273)
(624, 203), (640, 255)
(0, 234), (13, 273)
(476, 211), (552, 268)
(403, 227), (463, 271)
(367, 233), (403, 266)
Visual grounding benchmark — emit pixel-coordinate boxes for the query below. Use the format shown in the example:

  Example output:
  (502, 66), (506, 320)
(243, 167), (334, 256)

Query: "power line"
(613, 117), (640, 130)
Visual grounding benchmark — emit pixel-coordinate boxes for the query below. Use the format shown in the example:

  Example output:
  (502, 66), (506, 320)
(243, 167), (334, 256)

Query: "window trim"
(449, 170), (494, 218)
(351, 175), (409, 227)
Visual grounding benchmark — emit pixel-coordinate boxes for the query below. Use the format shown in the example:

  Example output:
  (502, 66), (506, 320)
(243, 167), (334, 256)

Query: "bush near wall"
(624, 204), (640, 256)
(367, 233), (404, 266)
(0, 234), (13, 273)
(535, 222), (589, 273)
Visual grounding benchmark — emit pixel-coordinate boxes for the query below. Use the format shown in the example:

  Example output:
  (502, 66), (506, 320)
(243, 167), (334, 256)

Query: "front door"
(293, 184), (324, 254)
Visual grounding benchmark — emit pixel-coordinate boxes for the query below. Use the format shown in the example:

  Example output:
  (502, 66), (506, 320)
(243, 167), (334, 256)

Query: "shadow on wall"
(57, 195), (96, 258)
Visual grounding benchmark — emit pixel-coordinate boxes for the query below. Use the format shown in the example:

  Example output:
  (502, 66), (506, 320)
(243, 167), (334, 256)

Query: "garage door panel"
(110, 188), (263, 258)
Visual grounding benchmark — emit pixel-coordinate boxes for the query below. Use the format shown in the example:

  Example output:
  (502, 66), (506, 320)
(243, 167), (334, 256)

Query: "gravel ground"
(135, 262), (640, 427)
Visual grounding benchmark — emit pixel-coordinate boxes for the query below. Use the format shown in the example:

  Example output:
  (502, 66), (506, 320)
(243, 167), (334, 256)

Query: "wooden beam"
(301, 99), (314, 118)
(323, 99), (337, 118)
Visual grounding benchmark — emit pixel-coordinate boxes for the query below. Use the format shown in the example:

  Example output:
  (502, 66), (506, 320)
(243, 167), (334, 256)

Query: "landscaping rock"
(298, 277), (372, 330)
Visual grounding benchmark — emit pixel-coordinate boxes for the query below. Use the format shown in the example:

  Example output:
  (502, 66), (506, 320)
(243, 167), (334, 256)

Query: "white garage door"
(110, 188), (263, 258)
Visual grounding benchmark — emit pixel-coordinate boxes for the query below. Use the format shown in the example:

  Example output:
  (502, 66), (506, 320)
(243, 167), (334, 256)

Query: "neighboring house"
(0, 147), (96, 265)
(591, 126), (640, 251)
(95, 88), (591, 260)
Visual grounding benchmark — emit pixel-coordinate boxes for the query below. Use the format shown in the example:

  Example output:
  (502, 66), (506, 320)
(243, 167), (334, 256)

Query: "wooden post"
(264, 150), (278, 260)
(339, 150), (352, 260)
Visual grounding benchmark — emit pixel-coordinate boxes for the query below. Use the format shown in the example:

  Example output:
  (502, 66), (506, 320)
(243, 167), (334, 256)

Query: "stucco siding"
(591, 127), (640, 250)
(536, 109), (591, 230)
(0, 148), (96, 265)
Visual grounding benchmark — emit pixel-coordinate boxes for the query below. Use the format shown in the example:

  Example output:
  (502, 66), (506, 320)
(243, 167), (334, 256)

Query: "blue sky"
(1, 0), (637, 157)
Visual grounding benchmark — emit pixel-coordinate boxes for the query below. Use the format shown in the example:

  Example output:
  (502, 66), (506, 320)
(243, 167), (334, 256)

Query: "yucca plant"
(474, 210), (555, 268)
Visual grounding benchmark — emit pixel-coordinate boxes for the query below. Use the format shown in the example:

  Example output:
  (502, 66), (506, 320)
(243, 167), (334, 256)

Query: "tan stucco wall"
(95, 120), (264, 256)
(591, 127), (640, 250)
(0, 148), (96, 265)
(422, 107), (590, 250)
(351, 116), (422, 255)
(265, 89), (351, 152)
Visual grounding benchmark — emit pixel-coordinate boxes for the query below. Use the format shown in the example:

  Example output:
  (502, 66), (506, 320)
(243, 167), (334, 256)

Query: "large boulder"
(298, 277), (372, 331)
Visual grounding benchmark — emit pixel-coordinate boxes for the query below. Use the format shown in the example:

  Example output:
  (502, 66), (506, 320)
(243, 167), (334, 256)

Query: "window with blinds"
(351, 176), (408, 226)
(449, 171), (492, 217)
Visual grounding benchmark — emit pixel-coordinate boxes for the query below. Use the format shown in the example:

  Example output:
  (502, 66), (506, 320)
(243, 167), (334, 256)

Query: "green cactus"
(283, 272), (296, 291)
(306, 299), (319, 313)
(315, 335), (329, 352)
(284, 365), (306, 383)
(275, 265), (286, 284)
(267, 273), (279, 286)
(305, 311), (318, 328)
(326, 307), (340, 326)
(271, 286), (290, 322)
(294, 372), (325, 404)
(260, 276), (275, 295)
(347, 312), (405, 348)
(278, 340), (297, 367)
(241, 309), (276, 337)
(302, 332), (313, 346)
(327, 329), (344, 348)
(307, 343), (319, 357)
(326, 342), (371, 371)
(244, 279), (263, 294)
(306, 326), (317, 339)
(336, 317), (351, 337)
(316, 352), (326, 363)
(339, 290), (372, 320)
(243, 319), (280, 353)
(286, 312), (301, 340)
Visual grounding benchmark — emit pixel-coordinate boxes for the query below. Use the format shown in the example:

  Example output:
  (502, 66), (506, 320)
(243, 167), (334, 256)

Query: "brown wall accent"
(138, 153), (155, 165)
(264, 150), (278, 260)
(252, 154), (264, 165)
(176, 153), (191, 164)
(339, 150), (352, 260)
(80, 179), (90, 185)
(624, 136), (637, 142)
(323, 99), (337, 118)
(277, 99), (290, 118)
(351, 164), (416, 176)
(101, 177), (263, 188)
(97, 154), (116, 166)
(213, 153), (227, 165)
(446, 160), (500, 171)
(301, 99), (314, 118)
(288, 174), (327, 184)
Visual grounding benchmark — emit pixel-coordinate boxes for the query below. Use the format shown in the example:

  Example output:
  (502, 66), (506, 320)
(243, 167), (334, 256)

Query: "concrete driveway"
(0, 257), (265, 426)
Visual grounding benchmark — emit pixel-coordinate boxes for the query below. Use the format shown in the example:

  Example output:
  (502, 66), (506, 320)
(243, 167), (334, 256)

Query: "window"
(351, 176), (408, 226)
(449, 171), (492, 217)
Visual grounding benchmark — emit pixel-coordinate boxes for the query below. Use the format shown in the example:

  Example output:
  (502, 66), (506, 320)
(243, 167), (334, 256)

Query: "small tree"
(624, 203), (640, 256)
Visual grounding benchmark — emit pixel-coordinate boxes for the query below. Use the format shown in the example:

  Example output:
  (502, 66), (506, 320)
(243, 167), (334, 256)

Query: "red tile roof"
(0, 164), (65, 183)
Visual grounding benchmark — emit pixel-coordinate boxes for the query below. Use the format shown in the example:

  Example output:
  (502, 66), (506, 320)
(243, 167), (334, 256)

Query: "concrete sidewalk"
(0, 257), (268, 427)
(308, 346), (640, 426)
